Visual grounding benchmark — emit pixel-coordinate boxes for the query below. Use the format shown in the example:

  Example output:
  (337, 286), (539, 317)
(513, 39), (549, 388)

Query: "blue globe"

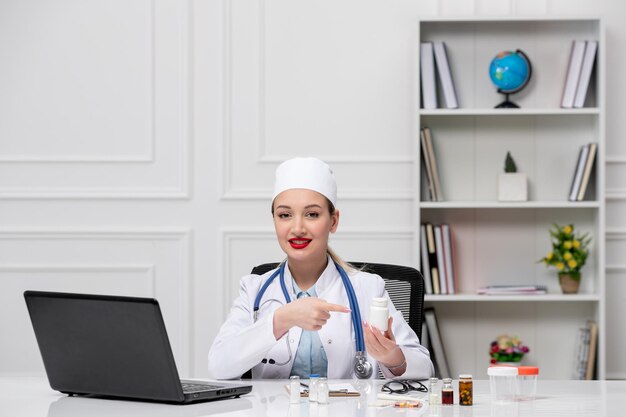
(489, 50), (530, 93)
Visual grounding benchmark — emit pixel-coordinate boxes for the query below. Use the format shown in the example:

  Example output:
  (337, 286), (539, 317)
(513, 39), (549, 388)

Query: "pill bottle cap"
(459, 374), (472, 379)
(309, 374), (320, 378)
(371, 297), (388, 308)
(517, 366), (539, 376)
(487, 366), (518, 376)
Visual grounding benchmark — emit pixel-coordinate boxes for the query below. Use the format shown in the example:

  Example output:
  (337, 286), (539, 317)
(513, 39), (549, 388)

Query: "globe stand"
(495, 91), (520, 109)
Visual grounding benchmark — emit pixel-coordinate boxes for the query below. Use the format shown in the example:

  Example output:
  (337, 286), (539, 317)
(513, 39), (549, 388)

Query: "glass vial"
(428, 377), (441, 405)
(290, 376), (301, 404)
(317, 377), (329, 404)
(441, 378), (454, 405)
(308, 374), (320, 402)
(369, 297), (389, 331)
(459, 374), (473, 406)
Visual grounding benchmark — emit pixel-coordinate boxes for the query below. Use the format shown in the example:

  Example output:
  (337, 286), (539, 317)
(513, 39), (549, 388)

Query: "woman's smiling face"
(272, 188), (339, 265)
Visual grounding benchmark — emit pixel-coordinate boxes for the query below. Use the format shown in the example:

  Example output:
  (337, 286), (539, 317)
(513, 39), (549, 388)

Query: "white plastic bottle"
(369, 297), (389, 331)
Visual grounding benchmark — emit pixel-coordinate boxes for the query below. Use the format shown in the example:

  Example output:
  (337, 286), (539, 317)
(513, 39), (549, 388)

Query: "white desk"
(1, 377), (624, 417)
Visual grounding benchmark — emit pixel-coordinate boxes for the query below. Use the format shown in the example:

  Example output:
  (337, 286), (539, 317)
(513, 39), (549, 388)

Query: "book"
(424, 307), (451, 379)
(577, 142), (597, 201)
(434, 225), (448, 294)
(585, 320), (598, 380)
(420, 129), (437, 201)
(568, 144), (590, 201)
(422, 127), (443, 201)
(425, 223), (440, 294)
(477, 285), (547, 295)
(442, 224), (455, 294)
(561, 40), (587, 108)
(433, 41), (459, 109)
(420, 225), (433, 295)
(574, 41), (598, 108)
(420, 42), (438, 109)
(572, 326), (589, 380)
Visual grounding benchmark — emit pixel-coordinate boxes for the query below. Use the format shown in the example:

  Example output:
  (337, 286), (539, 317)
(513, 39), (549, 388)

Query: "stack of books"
(420, 127), (443, 201)
(568, 142), (598, 201)
(476, 285), (547, 295)
(420, 222), (456, 295)
(420, 41), (459, 109)
(561, 40), (598, 108)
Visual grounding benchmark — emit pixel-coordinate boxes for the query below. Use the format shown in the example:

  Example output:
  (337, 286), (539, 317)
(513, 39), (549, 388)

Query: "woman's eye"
(306, 212), (320, 219)
(277, 212), (290, 219)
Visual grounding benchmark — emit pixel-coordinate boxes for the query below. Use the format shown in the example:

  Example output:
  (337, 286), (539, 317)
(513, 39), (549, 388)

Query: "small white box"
(498, 173), (528, 201)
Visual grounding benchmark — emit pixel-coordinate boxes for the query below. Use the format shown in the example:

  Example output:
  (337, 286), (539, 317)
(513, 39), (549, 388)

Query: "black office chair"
(241, 262), (425, 379)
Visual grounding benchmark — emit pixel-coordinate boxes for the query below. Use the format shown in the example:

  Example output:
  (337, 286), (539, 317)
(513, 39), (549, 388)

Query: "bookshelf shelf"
(416, 17), (604, 381)
(420, 108), (600, 116)
(425, 294), (602, 302)
(420, 201), (601, 209)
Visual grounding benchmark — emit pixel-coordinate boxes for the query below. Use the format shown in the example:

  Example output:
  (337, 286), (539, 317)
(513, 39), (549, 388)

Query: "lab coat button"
(290, 339), (294, 344)
(328, 339), (332, 344)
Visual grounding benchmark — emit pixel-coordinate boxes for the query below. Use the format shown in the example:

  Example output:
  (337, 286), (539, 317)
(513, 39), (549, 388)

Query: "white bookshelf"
(416, 17), (605, 380)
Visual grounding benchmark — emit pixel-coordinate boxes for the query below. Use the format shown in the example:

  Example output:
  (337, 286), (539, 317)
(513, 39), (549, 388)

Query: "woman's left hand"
(363, 316), (406, 375)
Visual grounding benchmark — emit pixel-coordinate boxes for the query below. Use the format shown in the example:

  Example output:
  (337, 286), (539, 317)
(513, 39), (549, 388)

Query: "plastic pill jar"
(488, 366), (518, 403)
(517, 366), (539, 401)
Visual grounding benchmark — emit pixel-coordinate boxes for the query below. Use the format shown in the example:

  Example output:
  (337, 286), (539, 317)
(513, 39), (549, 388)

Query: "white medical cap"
(272, 157), (337, 205)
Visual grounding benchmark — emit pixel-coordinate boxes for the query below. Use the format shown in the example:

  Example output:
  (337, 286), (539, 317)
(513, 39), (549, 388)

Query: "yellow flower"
(564, 241), (572, 249)
(563, 226), (573, 235)
(573, 240), (581, 249)
(563, 252), (572, 261)
(568, 259), (578, 269)
(546, 252), (553, 260)
(556, 262), (565, 271)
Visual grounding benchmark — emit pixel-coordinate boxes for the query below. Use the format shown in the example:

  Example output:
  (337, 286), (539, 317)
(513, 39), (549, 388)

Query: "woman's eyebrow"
(274, 205), (291, 210)
(304, 204), (322, 209)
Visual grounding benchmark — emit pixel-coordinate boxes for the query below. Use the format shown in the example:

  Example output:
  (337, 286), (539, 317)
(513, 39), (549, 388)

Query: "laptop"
(24, 290), (252, 404)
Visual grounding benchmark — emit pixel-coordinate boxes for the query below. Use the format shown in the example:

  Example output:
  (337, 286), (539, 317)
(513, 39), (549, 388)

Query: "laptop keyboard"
(181, 382), (221, 393)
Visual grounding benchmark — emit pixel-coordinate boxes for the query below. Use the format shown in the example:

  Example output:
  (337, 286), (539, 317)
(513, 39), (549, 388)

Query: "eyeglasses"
(381, 379), (428, 394)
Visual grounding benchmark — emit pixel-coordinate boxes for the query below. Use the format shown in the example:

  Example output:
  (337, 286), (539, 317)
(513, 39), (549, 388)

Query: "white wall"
(2, 0), (626, 379)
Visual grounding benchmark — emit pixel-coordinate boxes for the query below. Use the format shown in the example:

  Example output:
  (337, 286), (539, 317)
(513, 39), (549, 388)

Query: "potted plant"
(538, 224), (591, 294)
(489, 334), (530, 365)
(498, 152), (528, 201)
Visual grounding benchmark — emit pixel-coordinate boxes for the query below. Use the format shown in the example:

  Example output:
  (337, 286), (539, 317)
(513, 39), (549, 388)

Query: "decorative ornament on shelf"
(498, 152), (528, 201)
(489, 334), (529, 365)
(538, 224), (591, 294)
(488, 49), (532, 108)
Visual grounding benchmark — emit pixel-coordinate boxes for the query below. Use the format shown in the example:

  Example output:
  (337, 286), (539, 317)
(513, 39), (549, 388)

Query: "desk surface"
(1, 377), (624, 417)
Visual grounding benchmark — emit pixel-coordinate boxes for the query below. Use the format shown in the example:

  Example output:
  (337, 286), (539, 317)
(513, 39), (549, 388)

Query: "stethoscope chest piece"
(354, 351), (373, 379)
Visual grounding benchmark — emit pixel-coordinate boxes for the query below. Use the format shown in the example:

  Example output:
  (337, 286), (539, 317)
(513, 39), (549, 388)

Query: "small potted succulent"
(498, 151), (528, 201)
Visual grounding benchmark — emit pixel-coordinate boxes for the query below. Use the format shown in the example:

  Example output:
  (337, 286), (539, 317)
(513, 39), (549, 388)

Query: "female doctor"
(208, 157), (433, 380)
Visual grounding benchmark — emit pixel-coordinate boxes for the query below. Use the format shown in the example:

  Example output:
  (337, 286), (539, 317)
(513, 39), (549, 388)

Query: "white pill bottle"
(369, 297), (389, 331)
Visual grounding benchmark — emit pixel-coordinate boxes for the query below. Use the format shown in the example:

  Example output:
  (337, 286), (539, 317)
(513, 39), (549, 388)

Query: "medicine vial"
(308, 374), (320, 402)
(441, 378), (454, 405)
(290, 376), (301, 404)
(317, 377), (329, 404)
(459, 374), (473, 406)
(428, 377), (441, 405)
(369, 297), (389, 331)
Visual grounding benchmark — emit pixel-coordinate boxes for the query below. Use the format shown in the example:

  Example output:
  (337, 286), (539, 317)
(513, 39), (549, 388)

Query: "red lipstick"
(289, 238), (311, 249)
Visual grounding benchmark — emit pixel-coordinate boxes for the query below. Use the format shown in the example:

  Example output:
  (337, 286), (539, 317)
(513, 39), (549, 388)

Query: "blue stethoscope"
(253, 262), (373, 379)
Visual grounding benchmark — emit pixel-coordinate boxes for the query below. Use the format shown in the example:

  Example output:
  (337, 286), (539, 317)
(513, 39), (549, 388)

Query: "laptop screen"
(24, 291), (185, 402)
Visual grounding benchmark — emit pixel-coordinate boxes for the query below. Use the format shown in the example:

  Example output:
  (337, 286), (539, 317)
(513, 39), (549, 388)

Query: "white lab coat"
(208, 259), (434, 380)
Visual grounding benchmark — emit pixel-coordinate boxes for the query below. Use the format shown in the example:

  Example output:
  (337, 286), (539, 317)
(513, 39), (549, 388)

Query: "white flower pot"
(498, 173), (528, 201)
